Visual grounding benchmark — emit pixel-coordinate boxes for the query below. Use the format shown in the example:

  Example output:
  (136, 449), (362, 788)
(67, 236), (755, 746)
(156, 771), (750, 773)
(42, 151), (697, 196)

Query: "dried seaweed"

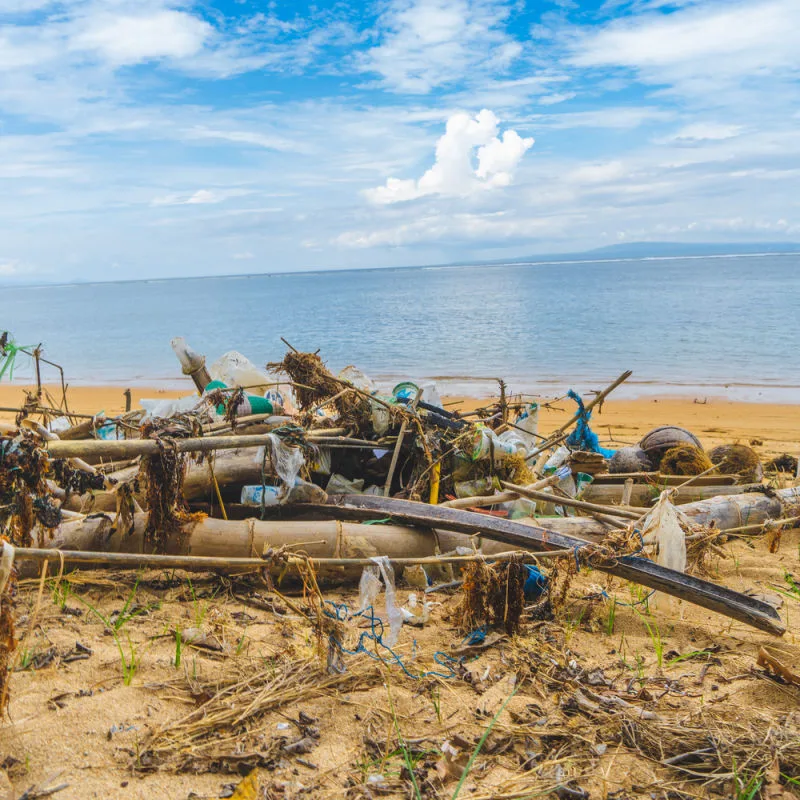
(139, 420), (204, 553)
(268, 350), (345, 413)
(457, 558), (526, 635)
(0, 552), (15, 717)
(0, 431), (60, 547)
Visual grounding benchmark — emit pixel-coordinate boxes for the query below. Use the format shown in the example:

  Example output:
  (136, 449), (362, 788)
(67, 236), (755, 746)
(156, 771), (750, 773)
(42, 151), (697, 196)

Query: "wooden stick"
(621, 478), (634, 506)
(440, 472), (564, 510)
(6, 545), (573, 571)
(499, 481), (642, 520)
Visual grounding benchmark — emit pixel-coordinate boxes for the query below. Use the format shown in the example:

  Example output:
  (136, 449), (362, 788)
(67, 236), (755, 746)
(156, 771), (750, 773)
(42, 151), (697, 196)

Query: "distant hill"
(502, 241), (800, 264)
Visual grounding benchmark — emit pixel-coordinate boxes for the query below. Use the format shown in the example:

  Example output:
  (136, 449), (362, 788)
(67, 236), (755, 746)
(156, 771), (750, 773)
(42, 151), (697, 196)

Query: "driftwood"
(58, 415), (107, 440)
(583, 482), (761, 507)
(592, 473), (739, 486)
(320, 495), (785, 635)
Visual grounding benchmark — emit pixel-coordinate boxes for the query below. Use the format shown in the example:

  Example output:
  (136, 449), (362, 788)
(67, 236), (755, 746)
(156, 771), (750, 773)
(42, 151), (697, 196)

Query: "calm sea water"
(3, 254), (799, 401)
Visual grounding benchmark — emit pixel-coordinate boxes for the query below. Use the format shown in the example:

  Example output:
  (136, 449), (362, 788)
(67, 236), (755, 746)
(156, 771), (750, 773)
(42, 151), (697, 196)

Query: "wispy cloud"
(358, 0), (522, 93)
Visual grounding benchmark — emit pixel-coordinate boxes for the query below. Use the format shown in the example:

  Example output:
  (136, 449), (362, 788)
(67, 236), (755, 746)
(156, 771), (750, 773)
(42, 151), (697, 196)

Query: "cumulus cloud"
(365, 109), (533, 204)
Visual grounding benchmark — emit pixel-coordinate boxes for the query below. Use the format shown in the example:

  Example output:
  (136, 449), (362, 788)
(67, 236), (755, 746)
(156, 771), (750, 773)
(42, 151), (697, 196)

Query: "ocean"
(3, 253), (799, 402)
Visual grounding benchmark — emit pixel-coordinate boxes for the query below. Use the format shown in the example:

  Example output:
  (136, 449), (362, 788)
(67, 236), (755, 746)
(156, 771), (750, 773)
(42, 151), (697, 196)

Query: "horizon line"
(2, 245), (800, 291)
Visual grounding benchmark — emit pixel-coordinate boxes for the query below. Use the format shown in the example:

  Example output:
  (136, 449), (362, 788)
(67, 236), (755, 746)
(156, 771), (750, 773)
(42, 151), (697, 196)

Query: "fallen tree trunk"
(320, 495), (785, 635)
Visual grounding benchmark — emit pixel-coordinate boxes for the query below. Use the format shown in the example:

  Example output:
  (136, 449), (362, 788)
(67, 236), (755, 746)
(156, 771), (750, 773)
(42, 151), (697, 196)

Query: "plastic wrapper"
(209, 350), (272, 391)
(326, 473), (365, 495)
(358, 565), (382, 613)
(641, 490), (688, 573)
(140, 394), (201, 420)
(371, 556), (404, 647)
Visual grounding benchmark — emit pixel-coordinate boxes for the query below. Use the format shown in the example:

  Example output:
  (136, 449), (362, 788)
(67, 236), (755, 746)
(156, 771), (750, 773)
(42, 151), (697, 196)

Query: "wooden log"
(321, 495), (785, 635)
(583, 482), (761, 507)
(592, 473), (738, 486)
(59, 415), (107, 440)
(678, 487), (797, 529)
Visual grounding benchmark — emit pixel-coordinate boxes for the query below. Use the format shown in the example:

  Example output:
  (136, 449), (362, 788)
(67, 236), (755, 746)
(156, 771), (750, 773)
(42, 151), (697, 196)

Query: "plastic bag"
(209, 350), (272, 392)
(371, 556), (404, 647)
(326, 473), (365, 495)
(338, 366), (376, 394)
(358, 565), (382, 613)
(514, 402), (539, 449)
(641, 490), (688, 573)
(268, 432), (304, 489)
(140, 394), (201, 420)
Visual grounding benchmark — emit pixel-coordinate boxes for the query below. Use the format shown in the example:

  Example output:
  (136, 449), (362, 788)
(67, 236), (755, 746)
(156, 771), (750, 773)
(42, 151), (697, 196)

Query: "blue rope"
(324, 600), (479, 680)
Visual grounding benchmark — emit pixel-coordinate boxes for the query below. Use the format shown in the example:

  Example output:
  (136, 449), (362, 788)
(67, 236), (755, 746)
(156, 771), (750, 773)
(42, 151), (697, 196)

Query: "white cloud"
(567, 161), (626, 184)
(335, 211), (571, 247)
(0, 260), (18, 276)
(365, 109), (533, 203)
(541, 107), (674, 129)
(70, 10), (211, 66)
(538, 92), (575, 106)
(569, 0), (800, 95)
(658, 123), (743, 145)
(359, 0), (521, 93)
(151, 188), (250, 207)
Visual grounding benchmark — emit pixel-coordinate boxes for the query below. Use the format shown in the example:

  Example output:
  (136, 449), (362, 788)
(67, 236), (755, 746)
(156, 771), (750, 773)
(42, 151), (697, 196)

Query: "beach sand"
(1, 382), (797, 461)
(2, 382), (800, 798)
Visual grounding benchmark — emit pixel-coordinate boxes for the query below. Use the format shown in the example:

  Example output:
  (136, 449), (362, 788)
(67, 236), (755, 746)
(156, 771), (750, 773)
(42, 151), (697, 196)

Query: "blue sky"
(1, 0), (798, 281)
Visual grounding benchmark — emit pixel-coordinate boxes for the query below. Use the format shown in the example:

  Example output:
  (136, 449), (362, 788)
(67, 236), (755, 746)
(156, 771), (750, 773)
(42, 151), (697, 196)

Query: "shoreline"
(2, 376), (799, 404)
(1, 383), (797, 460)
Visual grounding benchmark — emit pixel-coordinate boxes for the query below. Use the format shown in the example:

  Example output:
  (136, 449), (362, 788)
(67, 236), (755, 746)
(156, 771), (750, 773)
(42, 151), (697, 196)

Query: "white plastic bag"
(209, 350), (271, 391)
(358, 565), (382, 613)
(640, 490), (688, 573)
(371, 556), (404, 647)
(140, 394), (201, 420)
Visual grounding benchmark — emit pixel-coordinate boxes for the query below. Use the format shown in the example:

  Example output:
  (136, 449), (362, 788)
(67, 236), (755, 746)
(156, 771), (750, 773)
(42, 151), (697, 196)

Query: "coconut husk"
(766, 453), (798, 474)
(609, 446), (653, 474)
(660, 444), (714, 476)
(640, 426), (703, 466)
(708, 444), (763, 482)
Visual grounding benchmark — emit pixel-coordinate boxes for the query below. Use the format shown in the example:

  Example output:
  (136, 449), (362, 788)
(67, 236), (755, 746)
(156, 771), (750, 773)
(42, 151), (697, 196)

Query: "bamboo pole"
(45, 429), (364, 460)
(6, 545), (573, 572)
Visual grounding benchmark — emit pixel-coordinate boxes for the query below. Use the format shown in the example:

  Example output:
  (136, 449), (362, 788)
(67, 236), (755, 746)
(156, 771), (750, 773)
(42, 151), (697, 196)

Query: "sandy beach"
(1, 382), (797, 461)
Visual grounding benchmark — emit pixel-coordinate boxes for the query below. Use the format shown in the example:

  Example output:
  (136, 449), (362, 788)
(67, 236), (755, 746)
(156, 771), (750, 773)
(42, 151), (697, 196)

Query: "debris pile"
(0, 332), (799, 798)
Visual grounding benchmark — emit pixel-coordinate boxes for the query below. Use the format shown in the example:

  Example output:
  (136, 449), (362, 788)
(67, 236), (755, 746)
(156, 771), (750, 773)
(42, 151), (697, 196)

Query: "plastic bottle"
(240, 485), (282, 506)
